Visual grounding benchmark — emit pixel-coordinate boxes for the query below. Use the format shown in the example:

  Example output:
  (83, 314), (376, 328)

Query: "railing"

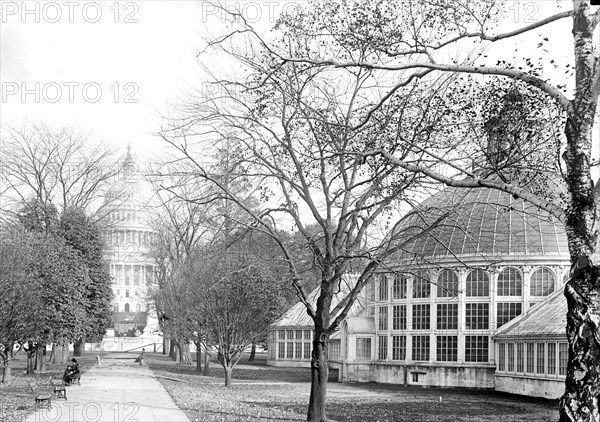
(124, 342), (163, 353)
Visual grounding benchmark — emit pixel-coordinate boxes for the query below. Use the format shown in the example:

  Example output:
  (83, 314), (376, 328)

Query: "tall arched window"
(466, 269), (490, 297)
(113, 303), (119, 312)
(413, 271), (431, 298)
(135, 303), (141, 312)
(124, 303), (130, 312)
(437, 269), (458, 297)
(378, 275), (389, 301)
(530, 268), (555, 296)
(497, 267), (522, 296)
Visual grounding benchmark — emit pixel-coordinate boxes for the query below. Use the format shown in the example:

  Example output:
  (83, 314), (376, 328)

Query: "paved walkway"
(26, 354), (189, 422)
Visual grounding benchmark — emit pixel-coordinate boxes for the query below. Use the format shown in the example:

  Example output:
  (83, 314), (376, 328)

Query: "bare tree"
(160, 36), (455, 418)
(148, 178), (215, 366)
(0, 123), (120, 218)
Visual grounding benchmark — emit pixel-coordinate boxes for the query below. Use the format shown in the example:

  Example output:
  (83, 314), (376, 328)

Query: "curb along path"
(26, 353), (190, 422)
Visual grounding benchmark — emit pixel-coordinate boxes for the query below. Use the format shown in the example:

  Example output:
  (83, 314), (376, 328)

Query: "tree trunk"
(73, 338), (84, 357)
(26, 346), (35, 375)
(60, 343), (69, 364)
(203, 349), (210, 376)
(248, 342), (256, 362)
(169, 340), (177, 361)
(223, 363), (233, 386)
(35, 343), (46, 373)
(2, 364), (11, 384)
(1, 352), (12, 384)
(163, 337), (169, 355)
(181, 343), (193, 365)
(52, 343), (65, 364)
(196, 343), (202, 372)
(559, 263), (600, 422)
(307, 333), (329, 422)
(557, 2), (600, 419)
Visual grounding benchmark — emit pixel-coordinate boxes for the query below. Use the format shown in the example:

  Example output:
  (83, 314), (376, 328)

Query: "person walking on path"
(134, 348), (145, 365)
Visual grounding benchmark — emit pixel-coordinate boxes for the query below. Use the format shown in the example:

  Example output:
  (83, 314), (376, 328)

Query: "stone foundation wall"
(494, 374), (564, 399)
(342, 362), (495, 388)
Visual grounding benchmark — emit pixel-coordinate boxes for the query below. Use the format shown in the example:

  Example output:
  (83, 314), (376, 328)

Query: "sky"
(0, 0), (592, 163)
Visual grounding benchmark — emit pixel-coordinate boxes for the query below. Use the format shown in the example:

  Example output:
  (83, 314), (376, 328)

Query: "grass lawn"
(146, 353), (560, 422)
(0, 352), (101, 422)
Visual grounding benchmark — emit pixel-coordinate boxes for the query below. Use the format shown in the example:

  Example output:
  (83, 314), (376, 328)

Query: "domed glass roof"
(395, 181), (569, 260)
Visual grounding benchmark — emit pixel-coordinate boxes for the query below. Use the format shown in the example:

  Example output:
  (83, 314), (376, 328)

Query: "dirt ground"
(147, 353), (559, 422)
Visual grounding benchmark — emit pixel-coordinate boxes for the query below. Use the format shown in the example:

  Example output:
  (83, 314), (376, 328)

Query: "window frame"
(437, 269), (458, 298)
(466, 269), (490, 297)
(497, 267), (523, 297)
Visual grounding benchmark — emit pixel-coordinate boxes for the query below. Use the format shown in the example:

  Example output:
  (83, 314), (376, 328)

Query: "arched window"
(392, 274), (407, 299)
(378, 275), (389, 301)
(116, 289), (121, 297)
(413, 271), (431, 298)
(135, 303), (141, 312)
(466, 269), (490, 297)
(113, 303), (119, 312)
(497, 267), (522, 296)
(530, 268), (555, 296)
(437, 269), (458, 297)
(124, 303), (130, 312)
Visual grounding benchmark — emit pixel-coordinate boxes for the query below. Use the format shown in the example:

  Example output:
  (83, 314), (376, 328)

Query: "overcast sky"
(0, 0), (586, 163)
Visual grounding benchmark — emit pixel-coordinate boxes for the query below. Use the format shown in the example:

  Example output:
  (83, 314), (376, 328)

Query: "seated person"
(62, 358), (80, 385)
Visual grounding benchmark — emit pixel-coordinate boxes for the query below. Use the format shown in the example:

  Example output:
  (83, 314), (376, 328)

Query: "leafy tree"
(0, 225), (42, 382)
(0, 200), (113, 378)
(7, 206), (89, 374)
(198, 250), (287, 386)
(58, 207), (113, 355)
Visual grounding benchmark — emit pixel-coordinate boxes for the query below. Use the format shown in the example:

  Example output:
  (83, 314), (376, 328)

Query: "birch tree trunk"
(558, 2), (600, 421)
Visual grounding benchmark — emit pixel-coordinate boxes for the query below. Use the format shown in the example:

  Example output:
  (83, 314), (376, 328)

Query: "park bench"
(49, 376), (67, 400)
(29, 382), (52, 409)
(66, 371), (81, 386)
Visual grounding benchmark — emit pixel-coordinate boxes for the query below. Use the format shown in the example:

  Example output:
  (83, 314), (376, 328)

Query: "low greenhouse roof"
(494, 287), (567, 339)
(271, 277), (367, 328)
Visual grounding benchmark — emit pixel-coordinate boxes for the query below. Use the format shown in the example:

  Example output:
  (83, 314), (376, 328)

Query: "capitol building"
(95, 146), (161, 350)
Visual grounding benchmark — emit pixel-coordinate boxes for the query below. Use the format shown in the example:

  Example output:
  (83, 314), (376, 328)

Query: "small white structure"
(267, 276), (366, 369)
(494, 289), (568, 399)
